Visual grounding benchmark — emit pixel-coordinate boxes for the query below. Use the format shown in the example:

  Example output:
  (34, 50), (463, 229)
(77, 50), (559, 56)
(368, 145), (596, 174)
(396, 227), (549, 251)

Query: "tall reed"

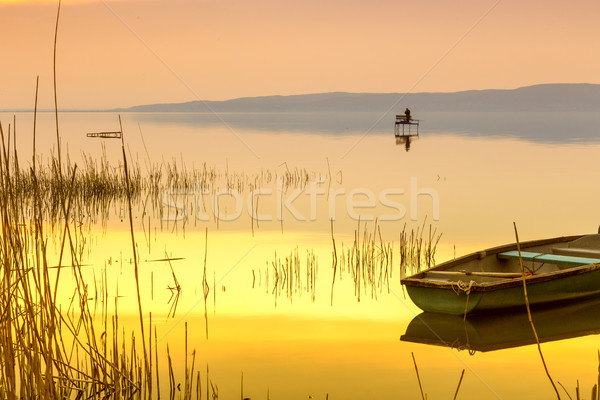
(0, 115), (216, 398)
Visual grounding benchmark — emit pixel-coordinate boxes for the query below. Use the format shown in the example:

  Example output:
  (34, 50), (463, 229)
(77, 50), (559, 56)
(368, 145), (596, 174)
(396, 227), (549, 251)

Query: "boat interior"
(419, 234), (600, 284)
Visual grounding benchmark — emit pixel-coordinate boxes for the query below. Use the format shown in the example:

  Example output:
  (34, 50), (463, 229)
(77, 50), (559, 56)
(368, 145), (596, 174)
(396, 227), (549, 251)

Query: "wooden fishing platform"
(394, 115), (419, 137)
(86, 131), (122, 139)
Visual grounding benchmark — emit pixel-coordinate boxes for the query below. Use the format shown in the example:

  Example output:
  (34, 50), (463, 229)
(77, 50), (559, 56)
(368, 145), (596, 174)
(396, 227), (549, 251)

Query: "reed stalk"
(411, 352), (425, 400)
(453, 369), (465, 400)
(203, 227), (210, 339)
(53, 0), (62, 173)
(120, 116), (150, 393)
(514, 222), (560, 399)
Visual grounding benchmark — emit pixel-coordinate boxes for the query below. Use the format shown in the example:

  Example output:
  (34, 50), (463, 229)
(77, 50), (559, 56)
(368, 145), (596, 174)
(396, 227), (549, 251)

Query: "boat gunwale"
(400, 234), (600, 292)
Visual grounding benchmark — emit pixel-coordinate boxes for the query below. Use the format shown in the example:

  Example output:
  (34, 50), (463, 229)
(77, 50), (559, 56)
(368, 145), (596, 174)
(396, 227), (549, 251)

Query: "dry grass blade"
(120, 115), (150, 392)
(411, 352), (426, 400)
(166, 255), (182, 319)
(514, 222), (560, 400)
(453, 369), (465, 400)
(330, 219), (337, 306)
(557, 382), (574, 400)
(203, 227), (210, 339)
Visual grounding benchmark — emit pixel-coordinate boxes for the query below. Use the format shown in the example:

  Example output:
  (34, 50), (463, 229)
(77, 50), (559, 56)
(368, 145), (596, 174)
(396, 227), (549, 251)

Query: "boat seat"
(567, 234), (600, 249)
(497, 251), (600, 267)
(552, 247), (600, 259)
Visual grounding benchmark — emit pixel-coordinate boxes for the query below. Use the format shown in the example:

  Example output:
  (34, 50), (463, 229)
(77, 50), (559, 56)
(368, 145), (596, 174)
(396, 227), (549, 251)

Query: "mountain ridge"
(114, 83), (600, 113)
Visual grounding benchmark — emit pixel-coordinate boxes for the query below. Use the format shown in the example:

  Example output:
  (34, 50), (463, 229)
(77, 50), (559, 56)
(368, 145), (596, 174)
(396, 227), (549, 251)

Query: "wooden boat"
(401, 296), (600, 352)
(400, 234), (600, 315)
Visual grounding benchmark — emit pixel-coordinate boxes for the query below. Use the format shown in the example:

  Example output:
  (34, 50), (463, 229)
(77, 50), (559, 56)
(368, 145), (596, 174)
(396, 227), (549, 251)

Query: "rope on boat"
(450, 338), (477, 356)
(452, 279), (476, 295)
(452, 280), (477, 321)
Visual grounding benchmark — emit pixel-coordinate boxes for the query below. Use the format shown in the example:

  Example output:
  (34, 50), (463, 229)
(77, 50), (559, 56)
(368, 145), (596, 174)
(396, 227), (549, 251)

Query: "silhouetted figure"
(404, 108), (411, 122)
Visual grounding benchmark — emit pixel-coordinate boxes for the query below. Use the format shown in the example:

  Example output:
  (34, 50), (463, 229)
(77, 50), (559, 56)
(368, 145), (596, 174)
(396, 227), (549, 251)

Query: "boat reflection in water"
(401, 296), (600, 353)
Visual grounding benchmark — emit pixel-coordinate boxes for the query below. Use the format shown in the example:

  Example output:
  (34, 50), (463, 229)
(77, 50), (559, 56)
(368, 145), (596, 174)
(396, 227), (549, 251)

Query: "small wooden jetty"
(394, 115), (419, 137)
(86, 131), (122, 139)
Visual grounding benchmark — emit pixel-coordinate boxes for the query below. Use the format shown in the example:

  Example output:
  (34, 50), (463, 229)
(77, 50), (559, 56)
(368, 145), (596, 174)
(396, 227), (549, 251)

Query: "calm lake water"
(2, 110), (600, 399)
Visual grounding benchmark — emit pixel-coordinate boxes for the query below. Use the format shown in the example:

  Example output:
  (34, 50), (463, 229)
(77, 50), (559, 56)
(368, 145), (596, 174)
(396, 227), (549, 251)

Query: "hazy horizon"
(2, 0), (599, 110)
(2, 82), (598, 112)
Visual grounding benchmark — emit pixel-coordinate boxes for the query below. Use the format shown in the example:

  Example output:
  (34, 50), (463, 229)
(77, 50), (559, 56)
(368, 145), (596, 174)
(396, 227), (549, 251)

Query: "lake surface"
(2, 110), (600, 399)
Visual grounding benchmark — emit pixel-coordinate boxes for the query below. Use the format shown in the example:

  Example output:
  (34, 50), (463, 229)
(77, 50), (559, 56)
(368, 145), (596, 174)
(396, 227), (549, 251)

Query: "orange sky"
(1, 0), (599, 109)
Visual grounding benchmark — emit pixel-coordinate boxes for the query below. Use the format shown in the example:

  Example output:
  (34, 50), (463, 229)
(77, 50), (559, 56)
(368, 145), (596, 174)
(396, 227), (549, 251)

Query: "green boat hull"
(406, 261), (600, 315)
(402, 234), (600, 315)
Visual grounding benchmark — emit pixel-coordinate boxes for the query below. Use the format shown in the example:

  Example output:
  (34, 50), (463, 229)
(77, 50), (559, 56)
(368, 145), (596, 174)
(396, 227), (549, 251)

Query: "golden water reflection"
(7, 111), (600, 398)
(70, 219), (600, 399)
(113, 310), (600, 399)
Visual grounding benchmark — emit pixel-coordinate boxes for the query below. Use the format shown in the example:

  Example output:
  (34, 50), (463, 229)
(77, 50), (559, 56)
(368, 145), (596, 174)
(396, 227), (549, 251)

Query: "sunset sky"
(1, 0), (599, 110)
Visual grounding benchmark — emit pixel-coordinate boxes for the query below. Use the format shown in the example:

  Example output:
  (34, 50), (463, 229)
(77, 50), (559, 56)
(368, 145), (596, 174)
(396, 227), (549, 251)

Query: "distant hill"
(114, 83), (600, 113)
